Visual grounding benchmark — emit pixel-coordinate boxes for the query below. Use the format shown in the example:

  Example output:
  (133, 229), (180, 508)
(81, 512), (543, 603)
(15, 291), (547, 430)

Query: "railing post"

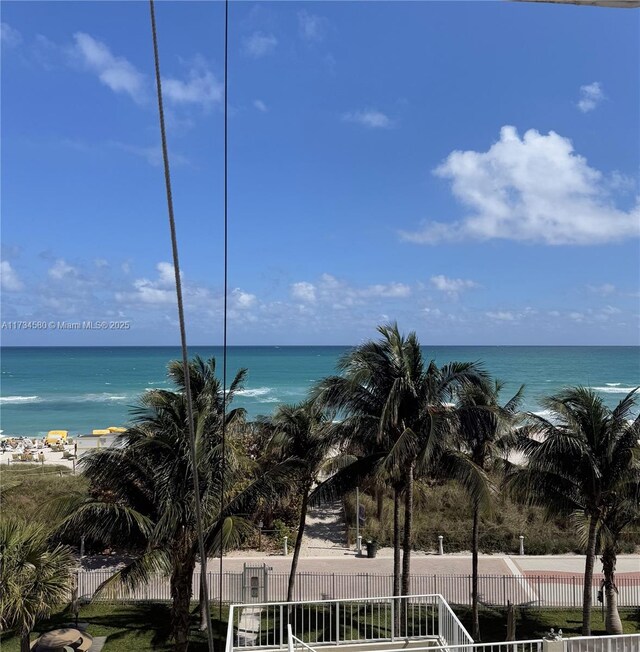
(336, 602), (340, 645)
(279, 605), (284, 649)
(287, 624), (294, 652)
(390, 598), (395, 642)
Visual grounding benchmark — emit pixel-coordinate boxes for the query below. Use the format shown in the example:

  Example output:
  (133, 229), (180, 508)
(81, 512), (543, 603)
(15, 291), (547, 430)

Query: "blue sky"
(1, 1), (638, 346)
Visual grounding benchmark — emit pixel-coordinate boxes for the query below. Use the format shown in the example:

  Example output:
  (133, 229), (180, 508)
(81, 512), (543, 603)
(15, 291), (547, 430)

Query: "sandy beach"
(2, 434), (119, 471)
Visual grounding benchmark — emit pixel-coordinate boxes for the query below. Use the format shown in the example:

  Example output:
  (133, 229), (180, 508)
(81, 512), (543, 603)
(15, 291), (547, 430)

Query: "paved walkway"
(216, 553), (639, 577)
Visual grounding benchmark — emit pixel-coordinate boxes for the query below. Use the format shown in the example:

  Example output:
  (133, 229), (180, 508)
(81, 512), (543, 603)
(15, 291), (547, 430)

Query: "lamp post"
(355, 487), (360, 554)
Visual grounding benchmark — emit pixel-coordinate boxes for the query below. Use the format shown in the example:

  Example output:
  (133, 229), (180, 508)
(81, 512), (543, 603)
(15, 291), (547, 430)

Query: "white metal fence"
(284, 631), (640, 652)
(75, 570), (640, 608)
(563, 633), (640, 652)
(225, 594), (472, 652)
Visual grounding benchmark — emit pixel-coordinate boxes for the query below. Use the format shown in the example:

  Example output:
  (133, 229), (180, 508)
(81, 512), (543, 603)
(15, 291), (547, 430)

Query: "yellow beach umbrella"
(107, 426), (126, 433)
(92, 429), (111, 436)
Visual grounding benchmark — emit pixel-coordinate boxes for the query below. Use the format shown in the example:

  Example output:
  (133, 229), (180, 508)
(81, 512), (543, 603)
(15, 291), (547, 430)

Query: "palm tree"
(57, 356), (296, 652)
(312, 324), (425, 599)
(264, 401), (336, 601)
(0, 519), (76, 652)
(313, 324), (487, 601)
(447, 379), (524, 641)
(597, 490), (640, 635)
(507, 386), (640, 636)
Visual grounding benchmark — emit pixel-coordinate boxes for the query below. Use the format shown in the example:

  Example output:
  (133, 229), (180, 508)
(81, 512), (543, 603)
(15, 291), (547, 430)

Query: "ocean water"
(0, 346), (638, 436)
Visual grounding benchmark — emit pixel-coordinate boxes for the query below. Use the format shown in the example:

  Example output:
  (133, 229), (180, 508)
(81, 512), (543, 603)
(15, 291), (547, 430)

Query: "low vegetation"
(345, 482), (638, 555)
(0, 465), (88, 531)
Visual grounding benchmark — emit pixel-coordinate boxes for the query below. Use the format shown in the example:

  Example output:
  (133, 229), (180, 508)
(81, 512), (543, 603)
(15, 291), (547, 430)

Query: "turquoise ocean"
(0, 346), (638, 436)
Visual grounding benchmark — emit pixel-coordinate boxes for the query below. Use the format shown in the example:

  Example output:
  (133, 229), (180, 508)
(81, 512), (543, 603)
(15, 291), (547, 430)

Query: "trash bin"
(366, 541), (378, 558)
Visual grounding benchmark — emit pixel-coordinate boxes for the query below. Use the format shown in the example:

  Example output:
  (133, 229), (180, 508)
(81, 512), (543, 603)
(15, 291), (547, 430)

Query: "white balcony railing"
(225, 594), (472, 652)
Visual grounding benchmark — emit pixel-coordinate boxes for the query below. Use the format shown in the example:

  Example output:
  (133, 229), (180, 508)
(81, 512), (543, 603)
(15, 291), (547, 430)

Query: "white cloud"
(162, 60), (222, 110)
(1, 261), (24, 291)
(156, 262), (177, 286)
(400, 126), (640, 246)
(48, 259), (78, 280)
(291, 281), (316, 303)
(72, 32), (146, 103)
(253, 99), (268, 112)
(342, 109), (392, 129)
(114, 262), (178, 305)
(1, 22), (22, 48)
(298, 11), (328, 43)
(243, 32), (278, 58)
(587, 283), (616, 296)
(232, 288), (257, 310)
(486, 311), (517, 322)
(359, 283), (411, 298)
(577, 82), (604, 113)
(112, 142), (189, 168)
(430, 275), (478, 296)
(94, 258), (109, 269)
(291, 274), (411, 309)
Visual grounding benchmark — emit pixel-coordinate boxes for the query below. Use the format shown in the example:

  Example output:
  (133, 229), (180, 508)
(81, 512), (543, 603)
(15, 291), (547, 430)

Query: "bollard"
(357, 535), (362, 555)
(519, 535), (525, 556)
(284, 535), (288, 556)
(438, 535), (444, 555)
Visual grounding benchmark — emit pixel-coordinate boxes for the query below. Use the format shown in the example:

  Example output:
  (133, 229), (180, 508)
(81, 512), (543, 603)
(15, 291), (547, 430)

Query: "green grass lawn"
(1, 604), (637, 651)
(454, 605), (640, 641)
(0, 603), (229, 652)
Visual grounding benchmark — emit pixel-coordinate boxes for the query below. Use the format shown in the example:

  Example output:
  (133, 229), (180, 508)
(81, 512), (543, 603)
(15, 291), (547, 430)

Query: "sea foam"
(0, 395), (41, 404)
(235, 387), (272, 397)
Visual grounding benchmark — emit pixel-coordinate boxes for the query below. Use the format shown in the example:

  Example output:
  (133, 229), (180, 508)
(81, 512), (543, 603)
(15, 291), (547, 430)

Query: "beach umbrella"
(30, 627), (93, 651)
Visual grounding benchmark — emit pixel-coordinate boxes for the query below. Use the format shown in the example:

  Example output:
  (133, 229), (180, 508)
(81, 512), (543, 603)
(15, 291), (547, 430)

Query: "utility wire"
(148, 3), (215, 651)
(219, 0), (230, 619)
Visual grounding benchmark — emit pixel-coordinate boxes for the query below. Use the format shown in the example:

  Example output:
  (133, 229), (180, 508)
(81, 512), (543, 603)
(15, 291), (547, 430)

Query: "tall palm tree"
(0, 519), (76, 652)
(597, 490), (640, 634)
(508, 386), (640, 636)
(264, 401), (336, 602)
(390, 356), (489, 597)
(313, 324), (487, 601)
(312, 324), (424, 599)
(447, 379), (524, 641)
(56, 357), (297, 652)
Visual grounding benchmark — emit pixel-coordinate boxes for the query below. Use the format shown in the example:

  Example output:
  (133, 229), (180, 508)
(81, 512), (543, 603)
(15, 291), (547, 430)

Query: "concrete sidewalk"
(204, 554), (640, 577)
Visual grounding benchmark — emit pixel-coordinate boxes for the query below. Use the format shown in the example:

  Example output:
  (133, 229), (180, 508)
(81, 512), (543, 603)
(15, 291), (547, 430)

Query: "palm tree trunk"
(393, 488), (401, 597)
(287, 487), (310, 602)
(601, 545), (623, 635)
(20, 632), (30, 652)
(199, 575), (208, 631)
(400, 463), (415, 638)
(471, 504), (480, 641)
(393, 487), (401, 638)
(401, 462), (414, 597)
(581, 513), (598, 636)
(171, 554), (197, 652)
